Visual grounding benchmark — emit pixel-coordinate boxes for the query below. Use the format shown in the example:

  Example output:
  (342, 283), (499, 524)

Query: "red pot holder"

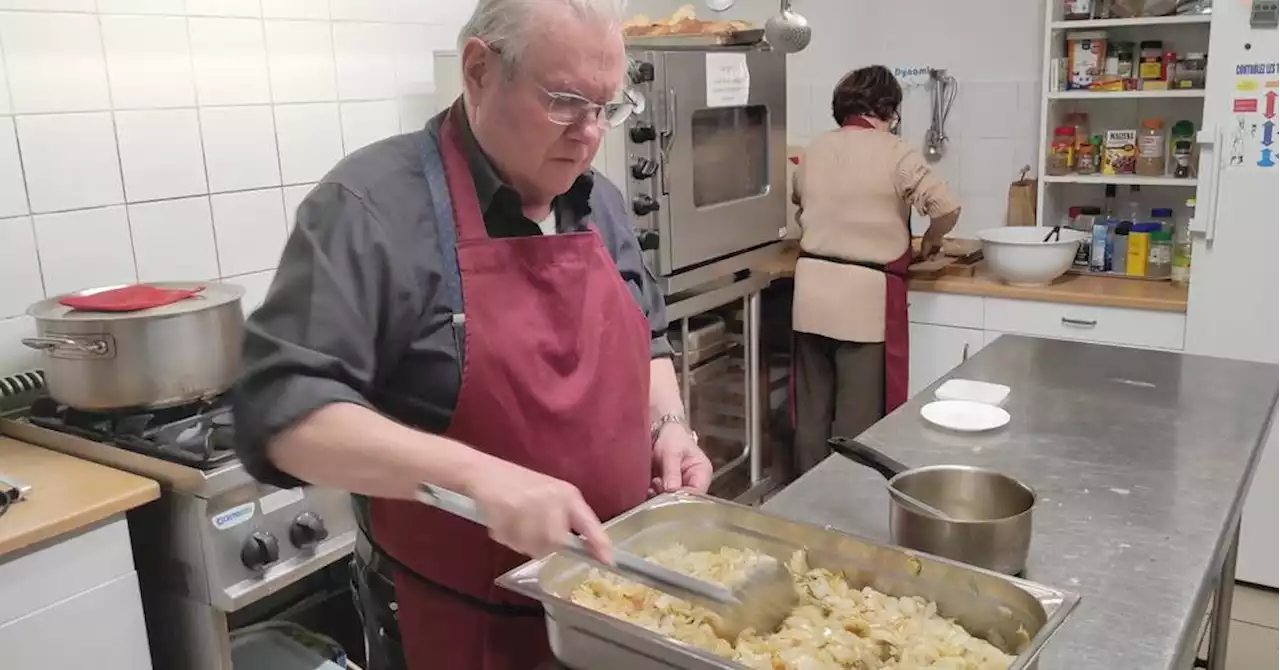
(59, 285), (205, 312)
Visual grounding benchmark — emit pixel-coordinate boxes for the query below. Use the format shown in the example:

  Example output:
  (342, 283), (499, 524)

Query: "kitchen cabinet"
(908, 323), (986, 397)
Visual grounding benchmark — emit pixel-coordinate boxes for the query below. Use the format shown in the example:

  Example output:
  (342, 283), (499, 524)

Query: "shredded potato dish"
(569, 546), (1016, 670)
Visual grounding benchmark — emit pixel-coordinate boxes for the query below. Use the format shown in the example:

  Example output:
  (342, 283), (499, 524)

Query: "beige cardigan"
(792, 127), (961, 343)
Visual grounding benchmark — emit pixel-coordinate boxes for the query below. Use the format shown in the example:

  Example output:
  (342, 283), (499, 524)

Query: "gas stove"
(25, 395), (237, 470)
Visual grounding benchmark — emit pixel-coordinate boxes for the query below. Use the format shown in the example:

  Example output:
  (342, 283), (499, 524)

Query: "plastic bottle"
(1172, 198), (1194, 285)
(1127, 223), (1159, 277)
(1125, 185), (1143, 223)
(1150, 207), (1175, 234)
(1103, 184), (1118, 219)
(1148, 229), (1173, 279)
(1074, 206), (1101, 268)
(1091, 219), (1111, 272)
(1112, 221), (1131, 275)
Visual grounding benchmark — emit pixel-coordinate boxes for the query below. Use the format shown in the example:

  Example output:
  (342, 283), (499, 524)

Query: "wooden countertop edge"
(0, 437), (160, 558)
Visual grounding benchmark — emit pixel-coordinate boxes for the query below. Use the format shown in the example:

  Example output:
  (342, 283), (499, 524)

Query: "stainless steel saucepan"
(828, 437), (1036, 575)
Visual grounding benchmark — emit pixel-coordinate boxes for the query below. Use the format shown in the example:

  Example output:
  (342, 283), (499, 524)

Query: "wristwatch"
(650, 413), (697, 446)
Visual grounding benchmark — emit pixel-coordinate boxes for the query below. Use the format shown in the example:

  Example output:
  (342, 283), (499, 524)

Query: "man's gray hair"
(458, 0), (627, 73)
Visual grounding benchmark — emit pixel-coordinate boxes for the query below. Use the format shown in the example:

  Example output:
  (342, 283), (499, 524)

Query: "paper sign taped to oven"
(705, 52), (750, 107)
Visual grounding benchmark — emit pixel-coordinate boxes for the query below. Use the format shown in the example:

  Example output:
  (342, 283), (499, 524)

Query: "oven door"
(657, 49), (787, 274)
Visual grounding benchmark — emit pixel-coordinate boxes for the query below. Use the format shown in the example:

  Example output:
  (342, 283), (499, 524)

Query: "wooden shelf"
(1043, 174), (1199, 187)
(1050, 15), (1212, 29)
(1047, 89), (1207, 100)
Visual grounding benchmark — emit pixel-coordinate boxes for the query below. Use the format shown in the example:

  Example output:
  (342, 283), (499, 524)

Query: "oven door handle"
(659, 87), (676, 196)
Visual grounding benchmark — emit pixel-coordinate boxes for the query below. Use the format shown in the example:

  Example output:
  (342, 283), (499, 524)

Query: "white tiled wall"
(0, 0), (472, 376)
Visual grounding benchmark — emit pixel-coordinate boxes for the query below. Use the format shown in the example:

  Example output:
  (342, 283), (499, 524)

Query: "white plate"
(920, 400), (1011, 433)
(935, 379), (1011, 407)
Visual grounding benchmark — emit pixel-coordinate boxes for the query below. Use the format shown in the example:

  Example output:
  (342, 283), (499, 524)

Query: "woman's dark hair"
(831, 65), (903, 126)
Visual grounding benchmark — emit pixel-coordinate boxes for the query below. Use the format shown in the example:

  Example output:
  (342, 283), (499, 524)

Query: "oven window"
(690, 105), (769, 208)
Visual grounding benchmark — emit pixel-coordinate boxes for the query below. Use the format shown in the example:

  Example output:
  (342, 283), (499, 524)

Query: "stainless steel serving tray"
(498, 493), (1079, 670)
(624, 29), (765, 50)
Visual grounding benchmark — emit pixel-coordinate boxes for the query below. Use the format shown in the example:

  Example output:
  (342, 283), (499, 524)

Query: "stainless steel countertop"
(763, 335), (1278, 669)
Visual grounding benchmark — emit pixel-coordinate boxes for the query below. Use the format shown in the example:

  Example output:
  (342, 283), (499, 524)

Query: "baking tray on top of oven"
(625, 28), (765, 49)
(498, 492), (1080, 670)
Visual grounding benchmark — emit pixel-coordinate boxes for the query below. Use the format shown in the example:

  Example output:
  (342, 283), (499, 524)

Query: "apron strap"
(414, 125), (463, 314)
(798, 249), (908, 280)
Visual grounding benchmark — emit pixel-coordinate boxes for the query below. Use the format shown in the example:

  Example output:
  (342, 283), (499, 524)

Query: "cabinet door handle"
(1061, 317), (1098, 328)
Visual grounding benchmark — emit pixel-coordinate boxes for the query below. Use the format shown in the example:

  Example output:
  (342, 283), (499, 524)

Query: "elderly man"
(231, 0), (711, 667)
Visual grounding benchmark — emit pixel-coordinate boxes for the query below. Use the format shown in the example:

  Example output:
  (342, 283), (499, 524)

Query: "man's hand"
(462, 456), (613, 564)
(651, 424), (713, 495)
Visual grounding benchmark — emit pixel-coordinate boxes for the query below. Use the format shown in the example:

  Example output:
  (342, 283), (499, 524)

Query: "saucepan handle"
(827, 437), (910, 481)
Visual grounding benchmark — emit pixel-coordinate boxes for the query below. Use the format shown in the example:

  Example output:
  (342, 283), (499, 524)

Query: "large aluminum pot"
(828, 437), (1036, 575)
(23, 282), (245, 411)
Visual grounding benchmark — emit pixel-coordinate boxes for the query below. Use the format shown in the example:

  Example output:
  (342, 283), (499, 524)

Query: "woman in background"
(789, 65), (962, 477)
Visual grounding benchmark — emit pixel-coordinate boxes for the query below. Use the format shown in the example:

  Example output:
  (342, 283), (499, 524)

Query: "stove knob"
(240, 530), (280, 571)
(629, 123), (657, 143)
(630, 61), (655, 85)
(632, 194), (660, 216)
(631, 158), (658, 180)
(636, 230), (660, 251)
(289, 511), (329, 549)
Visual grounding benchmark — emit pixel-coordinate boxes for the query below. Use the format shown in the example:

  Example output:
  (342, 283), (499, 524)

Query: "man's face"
(463, 17), (625, 204)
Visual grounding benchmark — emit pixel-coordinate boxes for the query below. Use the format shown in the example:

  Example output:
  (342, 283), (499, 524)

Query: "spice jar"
(1139, 41), (1165, 80)
(1136, 118), (1167, 177)
(1114, 42), (1135, 78)
(1049, 126), (1076, 176)
(1174, 53), (1207, 89)
(1063, 0), (1095, 19)
(1076, 137), (1098, 174)
(1171, 120), (1196, 178)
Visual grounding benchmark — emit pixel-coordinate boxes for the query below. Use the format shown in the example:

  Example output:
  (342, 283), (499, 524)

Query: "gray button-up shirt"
(232, 107), (671, 489)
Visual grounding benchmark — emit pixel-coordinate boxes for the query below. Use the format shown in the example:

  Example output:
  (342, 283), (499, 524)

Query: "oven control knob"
(630, 61), (655, 84)
(636, 230), (660, 251)
(629, 123), (657, 143)
(289, 511), (329, 549)
(631, 158), (658, 180)
(240, 530), (280, 571)
(632, 194), (660, 216)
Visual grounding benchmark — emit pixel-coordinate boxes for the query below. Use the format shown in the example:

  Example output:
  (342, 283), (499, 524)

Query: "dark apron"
(359, 108), (653, 670)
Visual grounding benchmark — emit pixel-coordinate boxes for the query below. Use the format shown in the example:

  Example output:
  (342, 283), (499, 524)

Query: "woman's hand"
(917, 232), (945, 261)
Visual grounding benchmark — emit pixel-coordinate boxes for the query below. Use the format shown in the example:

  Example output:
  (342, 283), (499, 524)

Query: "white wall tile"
(340, 100), (399, 154)
(390, 23), (437, 95)
(99, 0), (186, 13)
(200, 105), (281, 192)
(282, 182), (312, 231)
(265, 20), (338, 103)
(397, 94), (436, 133)
(954, 82), (1020, 140)
(210, 188), (286, 276)
(275, 103), (342, 184)
(0, 316), (38, 376)
(0, 37), (10, 116)
(0, 0), (94, 10)
(0, 12), (111, 114)
(226, 268), (274, 313)
(33, 206), (137, 296)
(0, 118), (27, 218)
(17, 113), (124, 214)
(187, 0), (261, 16)
(959, 137), (1017, 199)
(189, 17), (272, 105)
(333, 22), (396, 100)
(101, 15), (197, 110)
(263, 0), (328, 19)
(388, 0), (438, 23)
(0, 216), (42, 318)
(128, 196), (220, 282)
(329, 0), (391, 21)
(115, 109), (208, 202)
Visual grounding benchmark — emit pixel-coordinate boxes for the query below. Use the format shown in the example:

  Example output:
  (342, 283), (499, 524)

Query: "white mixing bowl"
(976, 227), (1089, 287)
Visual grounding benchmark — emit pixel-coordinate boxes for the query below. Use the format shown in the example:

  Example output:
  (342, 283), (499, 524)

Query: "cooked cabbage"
(569, 546), (1015, 670)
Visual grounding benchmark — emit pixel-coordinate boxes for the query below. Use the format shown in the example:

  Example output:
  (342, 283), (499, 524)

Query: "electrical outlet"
(1252, 0), (1279, 28)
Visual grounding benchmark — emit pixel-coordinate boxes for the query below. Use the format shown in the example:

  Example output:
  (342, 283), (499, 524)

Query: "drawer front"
(0, 517), (135, 625)
(0, 572), (152, 670)
(984, 298), (1186, 350)
(907, 292), (984, 329)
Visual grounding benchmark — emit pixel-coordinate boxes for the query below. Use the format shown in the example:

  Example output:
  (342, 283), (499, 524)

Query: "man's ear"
(460, 37), (495, 102)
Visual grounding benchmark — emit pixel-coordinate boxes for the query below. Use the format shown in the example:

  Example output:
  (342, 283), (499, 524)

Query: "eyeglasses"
(535, 84), (639, 129)
(483, 41), (637, 129)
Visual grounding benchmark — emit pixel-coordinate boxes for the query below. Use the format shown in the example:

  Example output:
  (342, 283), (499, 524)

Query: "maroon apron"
(368, 110), (653, 669)
(788, 114), (911, 428)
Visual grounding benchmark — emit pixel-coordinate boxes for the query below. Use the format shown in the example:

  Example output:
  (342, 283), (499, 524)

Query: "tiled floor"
(1200, 583), (1279, 668)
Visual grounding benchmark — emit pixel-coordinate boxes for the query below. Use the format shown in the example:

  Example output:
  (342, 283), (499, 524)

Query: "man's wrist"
(650, 412), (696, 446)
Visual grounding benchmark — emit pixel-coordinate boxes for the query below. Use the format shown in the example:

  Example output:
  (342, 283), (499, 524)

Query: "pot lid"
(28, 282), (246, 321)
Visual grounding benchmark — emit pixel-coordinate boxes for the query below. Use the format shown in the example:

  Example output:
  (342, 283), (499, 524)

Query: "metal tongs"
(416, 483), (796, 638)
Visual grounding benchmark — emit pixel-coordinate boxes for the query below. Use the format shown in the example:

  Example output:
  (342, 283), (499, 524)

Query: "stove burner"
(27, 396), (237, 470)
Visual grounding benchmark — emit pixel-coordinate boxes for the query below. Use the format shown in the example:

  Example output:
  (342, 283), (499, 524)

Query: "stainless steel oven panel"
(656, 49), (787, 274)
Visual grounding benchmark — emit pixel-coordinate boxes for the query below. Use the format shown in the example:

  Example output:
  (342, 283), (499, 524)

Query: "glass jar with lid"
(1174, 53), (1207, 89)
(1136, 118), (1167, 177)
(1048, 126), (1076, 176)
